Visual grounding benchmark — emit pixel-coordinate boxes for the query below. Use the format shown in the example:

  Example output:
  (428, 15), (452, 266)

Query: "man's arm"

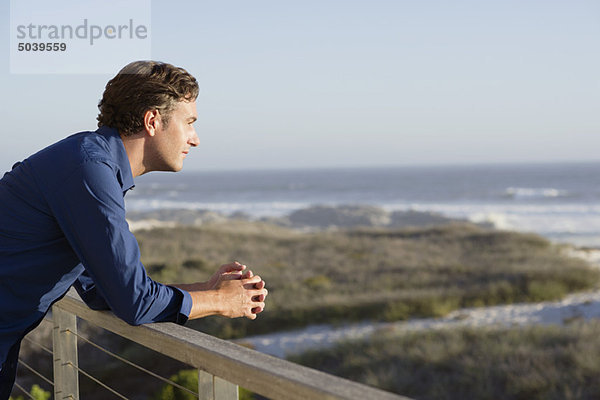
(47, 160), (190, 325)
(74, 256), (269, 321)
(72, 269), (110, 311)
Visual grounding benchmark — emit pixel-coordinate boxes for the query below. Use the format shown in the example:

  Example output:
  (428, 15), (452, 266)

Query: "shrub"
(304, 274), (332, 290)
(135, 223), (600, 337)
(154, 369), (256, 400)
(9, 384), (50, 400)
(290, 321), (600, 400)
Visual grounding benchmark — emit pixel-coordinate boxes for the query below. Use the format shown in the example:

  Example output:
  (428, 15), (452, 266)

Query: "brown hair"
(97, 60), (199, 136)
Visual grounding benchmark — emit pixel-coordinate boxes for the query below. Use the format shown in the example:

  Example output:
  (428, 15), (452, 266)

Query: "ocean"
(126, 162), (600, 247)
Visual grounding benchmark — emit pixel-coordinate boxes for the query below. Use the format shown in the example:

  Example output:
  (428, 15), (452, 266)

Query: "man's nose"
(189, 130), (200, 147)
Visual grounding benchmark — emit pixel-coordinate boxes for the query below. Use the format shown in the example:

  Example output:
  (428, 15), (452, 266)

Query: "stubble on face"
(149, 100), (198, 173)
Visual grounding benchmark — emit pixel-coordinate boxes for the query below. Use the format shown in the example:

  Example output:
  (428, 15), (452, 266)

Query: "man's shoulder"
(47, 130), (112, 161)
(23, 129), (122, 191)
(31, 129), (122, 169)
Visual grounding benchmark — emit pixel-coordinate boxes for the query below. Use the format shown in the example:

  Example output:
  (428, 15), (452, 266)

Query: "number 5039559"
(18, 42), (66, 51)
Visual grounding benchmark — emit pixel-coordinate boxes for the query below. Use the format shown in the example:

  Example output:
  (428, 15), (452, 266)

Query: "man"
(0, 61), (268, 397)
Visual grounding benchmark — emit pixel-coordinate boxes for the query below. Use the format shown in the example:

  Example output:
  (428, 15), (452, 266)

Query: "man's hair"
(97, 60), (199, 136)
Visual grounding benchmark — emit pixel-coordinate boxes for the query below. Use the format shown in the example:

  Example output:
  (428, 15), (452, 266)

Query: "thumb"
(221, 262), (246, 273)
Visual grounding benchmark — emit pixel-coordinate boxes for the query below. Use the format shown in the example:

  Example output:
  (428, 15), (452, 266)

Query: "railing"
(16, 289), (409, 399)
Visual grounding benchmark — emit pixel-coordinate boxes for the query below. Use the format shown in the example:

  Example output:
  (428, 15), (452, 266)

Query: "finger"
(221, 261), (246, 271)
(220, 273), (243, 281)
(252, 304), (265, 314)
(242, 269), (254, 279)
(254, 280), (265, 289)
(251, 287), (268, 301)
(221, 262), (246, 273)
(242, 275), (262, 285)
(246, 312), (257, 320)
(252, 294), (264, 302)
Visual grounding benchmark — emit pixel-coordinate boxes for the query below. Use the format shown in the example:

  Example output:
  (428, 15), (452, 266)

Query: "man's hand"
(239, 268), (267, 314)
(171, 261), (268, 320)
(176, 261), (247, 291)
(214, 274), (268, 319)
(203, 261), (247, 290)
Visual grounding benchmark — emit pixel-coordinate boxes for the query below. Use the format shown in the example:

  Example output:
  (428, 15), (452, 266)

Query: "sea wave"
(124, 198), (600, 246)
(504, 187), (570, 199)
(125, 199), (600, 232)
(124, 198), (311, 217)
(389, 203), (600, 246)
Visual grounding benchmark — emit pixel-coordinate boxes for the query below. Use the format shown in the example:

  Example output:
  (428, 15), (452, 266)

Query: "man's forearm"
(173, 284), (223, 319)
(173, 275), (267, 321)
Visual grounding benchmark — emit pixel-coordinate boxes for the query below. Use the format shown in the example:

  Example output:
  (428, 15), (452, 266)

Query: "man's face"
(152, 100), (199, 172)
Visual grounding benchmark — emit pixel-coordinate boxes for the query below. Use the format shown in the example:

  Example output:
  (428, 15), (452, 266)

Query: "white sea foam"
(504, 187), (569, 199)
(469, 212), (515, 230)
(125, 163), (600, 247)
(125, 198), (311, 217)
(125, 197), (600, 245)
(382, 203), (600, 233)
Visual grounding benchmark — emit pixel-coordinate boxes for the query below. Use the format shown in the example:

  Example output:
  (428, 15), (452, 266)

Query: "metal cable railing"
(22, 336), (53, 355)
(12, 318), (54, 399)
(16, 359), (54, 387)
(18, 315), (134, 400)
(67, 361), (130, 400)
(17, 317), (203, 399)
(13, 382), (36, 400)
(13, 289), (408, 400)
(66, 328), (199, 397)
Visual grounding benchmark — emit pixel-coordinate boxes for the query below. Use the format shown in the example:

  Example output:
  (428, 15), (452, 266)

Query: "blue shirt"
(0, 126), (192, 365)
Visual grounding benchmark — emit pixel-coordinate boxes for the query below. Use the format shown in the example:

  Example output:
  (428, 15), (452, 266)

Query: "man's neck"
(120, 132), (148, 178)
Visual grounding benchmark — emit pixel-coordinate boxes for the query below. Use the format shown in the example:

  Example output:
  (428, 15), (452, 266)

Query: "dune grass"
(289, 320), (600, 400)
(17, 221), (600, 399)
(132, 221), (600, 338)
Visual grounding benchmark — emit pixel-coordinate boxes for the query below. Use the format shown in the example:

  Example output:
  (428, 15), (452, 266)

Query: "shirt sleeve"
(46, 160), (192, 325)
(73, 268), (111, 311)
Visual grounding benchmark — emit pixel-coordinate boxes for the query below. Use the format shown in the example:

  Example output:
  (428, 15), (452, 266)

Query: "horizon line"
(170, 159), (600, 174)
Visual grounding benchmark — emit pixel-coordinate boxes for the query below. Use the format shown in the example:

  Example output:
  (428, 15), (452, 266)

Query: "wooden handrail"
(54, 289), (409, 400)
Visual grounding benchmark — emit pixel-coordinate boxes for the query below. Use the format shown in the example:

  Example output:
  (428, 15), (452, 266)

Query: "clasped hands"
(206, 261), (267, 319)
(174, 261), (268, 320)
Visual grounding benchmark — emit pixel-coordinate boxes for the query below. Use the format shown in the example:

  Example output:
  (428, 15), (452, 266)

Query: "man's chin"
(169, 164), (184, 172)
(155, 163), (184, 173)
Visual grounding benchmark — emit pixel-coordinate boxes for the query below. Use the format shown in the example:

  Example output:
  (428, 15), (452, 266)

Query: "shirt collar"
(95, 126), (135, 191)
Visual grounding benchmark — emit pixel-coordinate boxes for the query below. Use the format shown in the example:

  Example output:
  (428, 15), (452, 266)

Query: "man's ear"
(143, 109), (161, 136)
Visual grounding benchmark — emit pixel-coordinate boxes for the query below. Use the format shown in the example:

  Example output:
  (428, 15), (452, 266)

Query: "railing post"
(198, 370), (238, 399)
(52, 305), (79, 400)
(214, 376), (238, 400)
(198, 369), (214, 399)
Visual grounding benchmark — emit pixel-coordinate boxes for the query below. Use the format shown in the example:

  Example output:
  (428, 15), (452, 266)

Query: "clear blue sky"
(1, 0), (599, 171)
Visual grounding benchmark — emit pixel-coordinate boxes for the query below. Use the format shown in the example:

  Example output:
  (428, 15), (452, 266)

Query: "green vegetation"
(289, 320), (600, 400)
(154, 369), (198, 400)
(134, 222), (600, 338)
(16, 222), (600, 399)
(9, 384), (51, 400)
(154, 369), (255, 400)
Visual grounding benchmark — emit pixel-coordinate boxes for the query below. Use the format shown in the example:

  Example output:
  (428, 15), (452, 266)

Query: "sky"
(0, 0), (599, 172)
